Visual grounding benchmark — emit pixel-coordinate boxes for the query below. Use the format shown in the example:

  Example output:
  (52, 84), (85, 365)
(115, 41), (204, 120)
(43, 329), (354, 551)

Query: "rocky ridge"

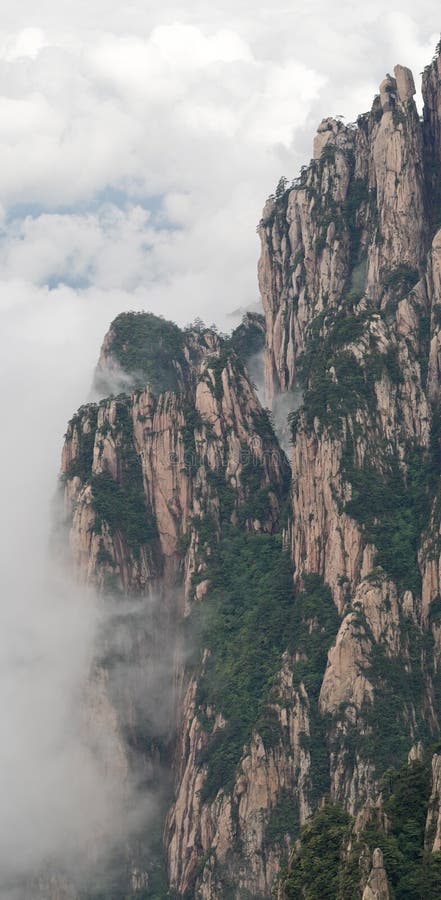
(56, 40), (441, 900)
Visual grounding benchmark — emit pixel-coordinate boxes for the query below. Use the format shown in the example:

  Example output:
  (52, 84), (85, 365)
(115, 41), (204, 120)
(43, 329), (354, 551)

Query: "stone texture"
(425, 754), (441, 851)
(258, 50), (441, 851)
(259, 67), (427, 401)
(166, 653), (312, 897)
(58, 44), (441, 899)
(62, 327), (293, 898)
(394, 64), (416, 102)
(362, 848), (390, 900)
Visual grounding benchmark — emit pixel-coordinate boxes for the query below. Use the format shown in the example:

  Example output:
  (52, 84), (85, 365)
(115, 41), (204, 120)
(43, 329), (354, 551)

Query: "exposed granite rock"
(362, 848), (390, 900)
(62, 323), (293, 897)
(259, 66), (427, 401)
(423, 49), (441, 176)
(56, 42), (441, 900)
(258, 43), (441, 869)
(63, 341), (288, 596)
(425, 753), (441, 851)
(166, 653), (312, 897)
(394, 64), (415, 102)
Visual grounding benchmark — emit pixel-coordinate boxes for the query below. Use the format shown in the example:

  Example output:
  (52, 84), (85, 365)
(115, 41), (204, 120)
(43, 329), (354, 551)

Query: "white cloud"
(0, 206), (156, 288)
(0, 26), (49, 60)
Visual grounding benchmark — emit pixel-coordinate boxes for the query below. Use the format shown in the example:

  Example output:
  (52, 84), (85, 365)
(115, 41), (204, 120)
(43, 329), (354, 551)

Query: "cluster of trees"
(280, 759), (441, 899)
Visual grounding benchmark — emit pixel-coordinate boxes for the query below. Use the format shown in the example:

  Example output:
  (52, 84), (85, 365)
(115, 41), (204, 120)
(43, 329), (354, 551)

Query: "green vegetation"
(292, 248), (305, 270)
(64, 406), (98, 481)
(192, 530), (338, 806)
(383, 264), (419, 298)
(91, 470), (157, 554)
(281, 803), (351, 899)
(393, 107), (408, 129)
(342, 177), (369, 268)
(250, 406), (277, 442)
(266, 790), (300, 846)
(343, 447), (431, 594)
(238, 481), (274, 526)
(206, 469), (236, 524)
(205, 349), (235, 401)
(287, 574), (340, 803)
(238, 445), (277, 525)
(278, 758), (441, 899)
(339, 582), (441, 783)
(294, 308), (397, 434)
(426, 158), (441, 233)
(193, 529), (295, 801)
(275, 176), (289, 199)
(320, 143), (336, 165)
(359, 628), (431, 778)
(229, 313), (265, 367)
(355, 759), (441, 899)
(287, 575), (339, 697)
(291, 290), (435, 589)
(91, 402), (158, 557)
(108, 311), (185, 393)
(316, 165), (368, 266)
(180, 405), (204, 474)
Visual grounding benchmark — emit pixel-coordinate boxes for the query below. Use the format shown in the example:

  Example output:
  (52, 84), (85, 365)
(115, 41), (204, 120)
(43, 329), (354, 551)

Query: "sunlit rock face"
(257, 44), (441, 899)
(51, 41), (441, 900)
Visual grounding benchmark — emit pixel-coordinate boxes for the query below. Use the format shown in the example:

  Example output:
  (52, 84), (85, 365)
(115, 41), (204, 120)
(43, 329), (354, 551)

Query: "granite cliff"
(55, 40), (441, 899)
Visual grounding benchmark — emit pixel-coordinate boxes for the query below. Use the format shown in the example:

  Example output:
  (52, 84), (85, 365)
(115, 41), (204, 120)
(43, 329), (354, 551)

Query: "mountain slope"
(56, 41), (441, 900)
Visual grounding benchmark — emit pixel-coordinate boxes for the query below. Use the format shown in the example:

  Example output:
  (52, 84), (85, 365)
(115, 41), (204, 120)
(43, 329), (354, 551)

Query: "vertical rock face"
(258, 116), (356, 403)
(64, 335), (288, 599)
(258, 63), (427, 403)
(362, 848), (390, 900)
(255, 41), (441, 897)
(367, 64), (427, 299)
(423, 46), (441, 183)
(61, 315), (296, 897)
(165, 654), (314, 899)
(425, 753), (441, 851)
(57, 40), (441, 900)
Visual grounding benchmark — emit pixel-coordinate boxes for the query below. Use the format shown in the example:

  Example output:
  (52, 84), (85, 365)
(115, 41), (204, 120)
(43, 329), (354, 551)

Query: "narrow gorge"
(52, 40), (441, 899)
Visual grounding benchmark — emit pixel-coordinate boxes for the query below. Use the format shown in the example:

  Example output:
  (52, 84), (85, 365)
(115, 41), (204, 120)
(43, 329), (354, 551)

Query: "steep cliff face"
(64, 321), (287, 599)
(61, 314), (295, 897)
(258, 63), (427, 403)
(276, 749), (441, 897)
(58, 40), (441, 900)
(258, 48), (441, 832)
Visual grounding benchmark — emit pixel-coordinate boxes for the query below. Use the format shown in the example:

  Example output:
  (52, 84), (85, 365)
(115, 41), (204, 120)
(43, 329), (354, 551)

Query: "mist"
(247, 348), (303, 453)
(0, 288), (178, 897)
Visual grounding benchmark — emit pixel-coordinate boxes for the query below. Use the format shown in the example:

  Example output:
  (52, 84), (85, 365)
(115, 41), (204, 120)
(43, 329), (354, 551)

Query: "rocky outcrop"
(258, 64), (428, 402)
(319, 575), (403, 724)
(289, 307), (430, 608)
(367, 65), (427, 302)
(426, 229), (441, 404)
(166, 654), (312, 898)
(258, 116), (356, 402)
(63, 334), (288, 596)
(57, 40), (441, 900)
(62, 318), (295, 897)
(362, 848), (390, 900)
(425, 753), (441, 851)
(423, 45), (441, 189)
(253, 42), (441, 886)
